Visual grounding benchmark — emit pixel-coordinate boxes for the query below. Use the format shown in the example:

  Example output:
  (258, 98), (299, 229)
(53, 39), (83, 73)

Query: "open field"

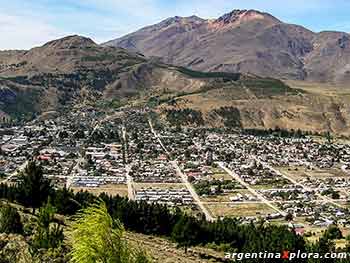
(72, 184), (128, 197)
(205, 202), (275, 218)
(200, 189), (255, 203)
(210, 167), (233, 180)
(277, 166), (348, 181)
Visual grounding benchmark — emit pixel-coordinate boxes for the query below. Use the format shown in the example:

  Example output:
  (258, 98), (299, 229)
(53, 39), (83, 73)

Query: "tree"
(0, 204), (23, 234)
(324, 225), (343, 240)
(171, 216), (201, 253)
(67, 200), (150, 263)
(285, 213), (294, 222)
(331, 191), (340, 200)
(326, 131), (333, 144)
(31, 199), (64, 251)
(17, 161), (53, 213)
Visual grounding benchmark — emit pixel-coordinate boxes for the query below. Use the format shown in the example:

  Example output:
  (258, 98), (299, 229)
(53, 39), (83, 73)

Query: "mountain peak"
(213, 9), (280, 27)
(42, 35), (97, 49)
(159, 15), (205, 28)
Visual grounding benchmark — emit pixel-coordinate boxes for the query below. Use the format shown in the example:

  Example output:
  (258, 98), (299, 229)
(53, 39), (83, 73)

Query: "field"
(72, 184), (128, 197)
(210, 167), (233, 180)
(277, 166), (348, 181)
(204, 202), (275, 218)
(200, 189), (252, 203)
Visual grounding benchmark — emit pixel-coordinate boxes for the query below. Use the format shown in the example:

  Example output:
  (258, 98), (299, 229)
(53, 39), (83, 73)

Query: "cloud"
(0, 14), (68, 50)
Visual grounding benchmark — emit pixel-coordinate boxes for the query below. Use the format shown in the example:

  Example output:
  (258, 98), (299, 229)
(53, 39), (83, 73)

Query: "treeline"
(1, 161), (350, 262)
(213, 106), (242, 128)
(165, 108), (204, 126)
(242, 127), (311, 138)
(0, 181), (308, 262)
(242, 127), (337, 140)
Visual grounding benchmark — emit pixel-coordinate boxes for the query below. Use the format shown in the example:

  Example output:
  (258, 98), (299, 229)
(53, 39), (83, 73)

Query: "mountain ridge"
(1, 24), (350, 135)
(104, 9), (350, 84)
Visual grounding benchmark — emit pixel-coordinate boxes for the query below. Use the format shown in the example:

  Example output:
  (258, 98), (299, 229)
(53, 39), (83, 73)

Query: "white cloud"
(0, 14), (68, 50)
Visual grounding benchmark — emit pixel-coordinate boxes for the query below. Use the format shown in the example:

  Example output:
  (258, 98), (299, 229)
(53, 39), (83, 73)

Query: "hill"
(0, 35), (213, 119)
(2, 35), (350, 135)
(105, 9), (350, 85)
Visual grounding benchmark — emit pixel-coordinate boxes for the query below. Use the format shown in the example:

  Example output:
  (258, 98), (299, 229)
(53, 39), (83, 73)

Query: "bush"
(0, 204), (23, 234)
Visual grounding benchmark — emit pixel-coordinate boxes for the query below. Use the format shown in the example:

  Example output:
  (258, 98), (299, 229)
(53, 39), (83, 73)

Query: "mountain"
(0, 35), (214, 119)
(2, 35), (350, 135)
(105, 9), (350, 84)
(0, 35), (254, 120)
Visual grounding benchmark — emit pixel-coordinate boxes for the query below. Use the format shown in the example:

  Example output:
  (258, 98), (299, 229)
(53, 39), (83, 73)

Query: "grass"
(205, 203), (275, 218)
(72, 184), (129, 197)
(126, 232), (226, 262)
(241, 77), (301, 97)
(277, 165), (348, 181)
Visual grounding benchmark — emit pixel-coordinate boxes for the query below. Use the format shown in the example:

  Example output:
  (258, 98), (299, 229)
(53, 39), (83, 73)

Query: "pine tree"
(31, 199), (64, 251)
(17, 161), (52, 214)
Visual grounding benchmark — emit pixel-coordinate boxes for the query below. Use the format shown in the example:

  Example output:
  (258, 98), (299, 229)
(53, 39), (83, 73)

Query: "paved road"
(122, 125), (134, 200)
(66, 155), (85, 188)
(148, 118), (215, 221)
(252, 156), (345, 209)
(125, 165), (135, 200)
(122, 125), (129, 163)
(148, 119), (171, 157)
(171, 160), (215, 222)
(217, 162), (285, 216)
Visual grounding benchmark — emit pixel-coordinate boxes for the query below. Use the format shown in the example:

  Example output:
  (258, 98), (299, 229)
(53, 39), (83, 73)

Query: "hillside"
(105, 9), (350, 85)
(0, 35), (284, 122)
(0, 35), (214, 119)
(2, 35), (350, 135)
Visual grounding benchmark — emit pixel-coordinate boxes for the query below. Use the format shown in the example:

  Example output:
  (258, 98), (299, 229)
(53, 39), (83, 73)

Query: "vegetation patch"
(212, 107), (242, 128)
(176, 67), (241, 81)
(165, 108), (204, 126)
(241, 77), (301, 97)
(0, 87), (41, 121)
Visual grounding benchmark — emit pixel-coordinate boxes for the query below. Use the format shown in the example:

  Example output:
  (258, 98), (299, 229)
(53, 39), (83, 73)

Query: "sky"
(1, 0), (350, 50)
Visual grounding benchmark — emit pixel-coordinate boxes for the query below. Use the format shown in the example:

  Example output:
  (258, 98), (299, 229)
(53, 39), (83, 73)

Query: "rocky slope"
(105, 9), (350, 84)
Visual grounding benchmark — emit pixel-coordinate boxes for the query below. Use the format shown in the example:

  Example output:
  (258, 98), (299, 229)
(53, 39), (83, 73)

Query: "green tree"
(67, 200), (150, 263)
(171, 216), (201, 253)
(31, 199), (64, 251)
(17, 161), (52, 213)
(0, 204), (23, 234)
(331, 191), (340, 200)
(326, 131), (333, 144)
(285, 213), (294, 222)
(324, 225), (343, 240)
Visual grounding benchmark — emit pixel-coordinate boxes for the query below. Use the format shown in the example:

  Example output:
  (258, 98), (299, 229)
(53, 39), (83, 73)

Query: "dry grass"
(210, 167), (233, 180)
(277, 166), (348, 181)
(126, 232), (225, 263)
(205, 203), (275, 218)
(72, 184), (128, 197)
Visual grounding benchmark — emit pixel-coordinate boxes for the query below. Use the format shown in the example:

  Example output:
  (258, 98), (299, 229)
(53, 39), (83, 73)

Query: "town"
(1, 107), (350, 239)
